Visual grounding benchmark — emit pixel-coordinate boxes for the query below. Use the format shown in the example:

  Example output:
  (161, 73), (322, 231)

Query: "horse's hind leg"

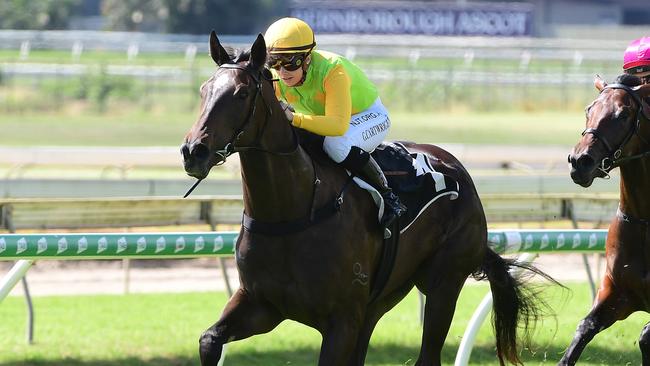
(414, 270), (468, 366)
(199, 288), (283, 366)
(347, 284), (415, 366)
(558, 276), (634, 366)
(413, 231), (480, 366)
(638, 322), (650, 365)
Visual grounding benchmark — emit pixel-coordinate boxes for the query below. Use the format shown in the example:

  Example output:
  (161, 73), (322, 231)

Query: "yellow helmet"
(264, 17), (315, 54)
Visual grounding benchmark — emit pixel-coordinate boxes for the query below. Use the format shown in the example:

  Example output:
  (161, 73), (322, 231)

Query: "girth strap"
(242, 177), (353, 236)
(242, 198), (342, 236)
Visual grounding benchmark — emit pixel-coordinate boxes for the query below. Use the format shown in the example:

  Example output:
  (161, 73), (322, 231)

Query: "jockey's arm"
(291, 64), (351, 136)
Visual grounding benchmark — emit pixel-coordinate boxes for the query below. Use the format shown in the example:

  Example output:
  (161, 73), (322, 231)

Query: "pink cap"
(623, 36), (650, 71)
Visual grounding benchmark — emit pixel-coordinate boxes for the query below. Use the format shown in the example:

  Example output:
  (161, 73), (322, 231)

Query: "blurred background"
(0, 0), (643, 227)
(1, 1), (649, 365)
(1, 0), (645, 292)
(1, 1), (646, 275)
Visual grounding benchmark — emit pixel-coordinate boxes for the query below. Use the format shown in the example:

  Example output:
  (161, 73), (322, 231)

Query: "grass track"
(0, 282), (645, 365)
(0, 110), (584, 147)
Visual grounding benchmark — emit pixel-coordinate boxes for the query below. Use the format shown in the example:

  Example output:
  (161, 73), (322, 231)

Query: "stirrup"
(383, 227), (392, 239)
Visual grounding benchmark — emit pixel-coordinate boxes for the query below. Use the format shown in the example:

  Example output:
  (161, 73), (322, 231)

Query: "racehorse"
(181, 32), (552, 366)
(565, 74), (650, 365)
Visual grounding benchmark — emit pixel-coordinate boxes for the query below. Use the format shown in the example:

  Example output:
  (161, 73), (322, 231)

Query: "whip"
(183, 178), (203, 198)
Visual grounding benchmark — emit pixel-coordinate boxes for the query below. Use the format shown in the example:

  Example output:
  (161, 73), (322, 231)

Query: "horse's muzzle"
(181, 142), (212, 179)
(568, 152), (605, 187)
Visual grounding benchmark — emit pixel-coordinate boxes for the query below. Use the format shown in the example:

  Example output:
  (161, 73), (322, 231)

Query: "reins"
(184, 63), (299, 198)
(184, 61), (353, 235)
(212, 63), (300, 162)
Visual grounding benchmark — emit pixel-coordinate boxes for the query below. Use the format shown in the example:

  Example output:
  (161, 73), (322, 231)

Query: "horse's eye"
(236, 90), (249, 99)
(617, 110), (629, 120)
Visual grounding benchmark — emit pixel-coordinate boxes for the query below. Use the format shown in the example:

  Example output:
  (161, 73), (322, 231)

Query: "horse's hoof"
(199, 330), (223, 366)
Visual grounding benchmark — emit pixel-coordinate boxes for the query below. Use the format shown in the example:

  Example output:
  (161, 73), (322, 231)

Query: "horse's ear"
(249, 33), (267, 69)
(210, 30), (231, 66)
(594, 74), (607, 92)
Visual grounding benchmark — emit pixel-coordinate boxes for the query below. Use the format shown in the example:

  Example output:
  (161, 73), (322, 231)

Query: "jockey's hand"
(279, 101), (294, 123)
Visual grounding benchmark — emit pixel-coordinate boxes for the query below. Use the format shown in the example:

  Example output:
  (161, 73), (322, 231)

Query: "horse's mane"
(220, 45), (327, 162)
(222, 46), (273, 80)
(614, 73), (643, 87)
(223, 46), (251, 63)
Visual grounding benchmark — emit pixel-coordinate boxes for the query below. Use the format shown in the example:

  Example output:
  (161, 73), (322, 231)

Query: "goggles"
(624, 64), (650, 75)
(266, 53), (306, 71)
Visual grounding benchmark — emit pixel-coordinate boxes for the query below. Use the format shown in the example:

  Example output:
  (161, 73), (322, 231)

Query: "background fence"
(0, 30), (630, 113)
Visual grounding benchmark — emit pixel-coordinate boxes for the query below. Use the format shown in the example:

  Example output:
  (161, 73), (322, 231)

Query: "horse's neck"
(619, 160), (650, 219)
(239, 143), (315, 222)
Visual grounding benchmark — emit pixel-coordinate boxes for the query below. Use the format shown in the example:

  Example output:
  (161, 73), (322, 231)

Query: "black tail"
(473, 248), (560, 365)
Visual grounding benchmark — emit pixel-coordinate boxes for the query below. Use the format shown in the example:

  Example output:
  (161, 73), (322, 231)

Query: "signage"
(291, 1), (534, 37)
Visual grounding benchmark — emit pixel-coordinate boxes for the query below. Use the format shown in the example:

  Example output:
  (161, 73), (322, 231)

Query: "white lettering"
(291, 7), (531, 36)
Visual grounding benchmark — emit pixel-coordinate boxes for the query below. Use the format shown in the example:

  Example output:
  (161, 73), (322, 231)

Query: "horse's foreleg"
(558, 277), (633, 366)
(199, 288), (283, 366)
(318, 314), (362, 366)
(639, 322), (650, 365)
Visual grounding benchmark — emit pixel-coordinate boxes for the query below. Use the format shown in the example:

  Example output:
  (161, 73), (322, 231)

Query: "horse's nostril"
(576, 154), (596, 170)
(192, 143), (210, 162)
(181, 144), (190, 160)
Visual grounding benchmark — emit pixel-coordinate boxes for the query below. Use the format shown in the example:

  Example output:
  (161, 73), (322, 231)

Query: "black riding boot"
(356, 156), (407, 228)
(341, 147), (407, 232)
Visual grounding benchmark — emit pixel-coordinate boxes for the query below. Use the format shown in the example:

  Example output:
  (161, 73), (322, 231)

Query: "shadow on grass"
(2, 343), (641, 365)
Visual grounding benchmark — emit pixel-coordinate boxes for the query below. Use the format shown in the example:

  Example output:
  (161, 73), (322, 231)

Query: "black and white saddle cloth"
(353, 142), (459, 235)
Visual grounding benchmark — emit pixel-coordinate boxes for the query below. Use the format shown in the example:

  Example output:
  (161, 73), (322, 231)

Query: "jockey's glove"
(279, 100), (295, 123)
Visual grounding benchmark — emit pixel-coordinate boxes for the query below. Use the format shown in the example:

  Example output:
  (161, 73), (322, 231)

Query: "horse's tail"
(474, 247), (559, 365)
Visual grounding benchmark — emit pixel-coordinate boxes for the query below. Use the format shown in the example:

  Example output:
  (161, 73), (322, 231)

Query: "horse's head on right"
(181, 32), (272, 180)
(568, 74), (650, 187)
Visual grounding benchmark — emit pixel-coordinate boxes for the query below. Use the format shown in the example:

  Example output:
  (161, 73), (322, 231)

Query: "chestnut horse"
(565, 74), (650, 365)
(182, 32), (550, 366)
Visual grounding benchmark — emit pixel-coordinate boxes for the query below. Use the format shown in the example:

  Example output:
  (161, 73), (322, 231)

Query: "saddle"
(296, 130), (460, 234)
(364, 141), (460, 302)
(294, 132), (460, 303)
(365, 142), (460, 235)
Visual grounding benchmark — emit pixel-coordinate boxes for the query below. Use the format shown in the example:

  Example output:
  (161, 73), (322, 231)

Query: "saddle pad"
(354, 142), (459, 234)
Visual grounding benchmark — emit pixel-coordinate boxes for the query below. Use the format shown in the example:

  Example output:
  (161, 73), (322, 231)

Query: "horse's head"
(568, 75), (650, 187)
(181, 32), (276, 179)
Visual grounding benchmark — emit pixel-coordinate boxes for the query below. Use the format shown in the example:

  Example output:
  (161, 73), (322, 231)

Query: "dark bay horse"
(565, 74), (650, 365)
(182, 32), (550, 366)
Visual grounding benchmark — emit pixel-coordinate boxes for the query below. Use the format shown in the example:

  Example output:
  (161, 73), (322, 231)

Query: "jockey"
(264, 17), (406, 230)
(623, 36), (650, 85)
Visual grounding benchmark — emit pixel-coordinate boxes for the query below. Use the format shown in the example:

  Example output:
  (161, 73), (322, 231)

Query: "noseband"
(212, 63), (298, 165)
(581, 83), (650, 175)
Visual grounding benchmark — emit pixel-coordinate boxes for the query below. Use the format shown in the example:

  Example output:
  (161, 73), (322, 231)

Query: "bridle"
(580, 83), (650, 176)
(187, 64), (353, 238)
(184, 63), (299, 197)
(212, 63), (299, 165)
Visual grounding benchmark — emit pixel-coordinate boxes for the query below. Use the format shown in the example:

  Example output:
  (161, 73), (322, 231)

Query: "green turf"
(0, 48), (619, 69)
(0, 109), (585, 147)
(0, 282), (645, 365)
